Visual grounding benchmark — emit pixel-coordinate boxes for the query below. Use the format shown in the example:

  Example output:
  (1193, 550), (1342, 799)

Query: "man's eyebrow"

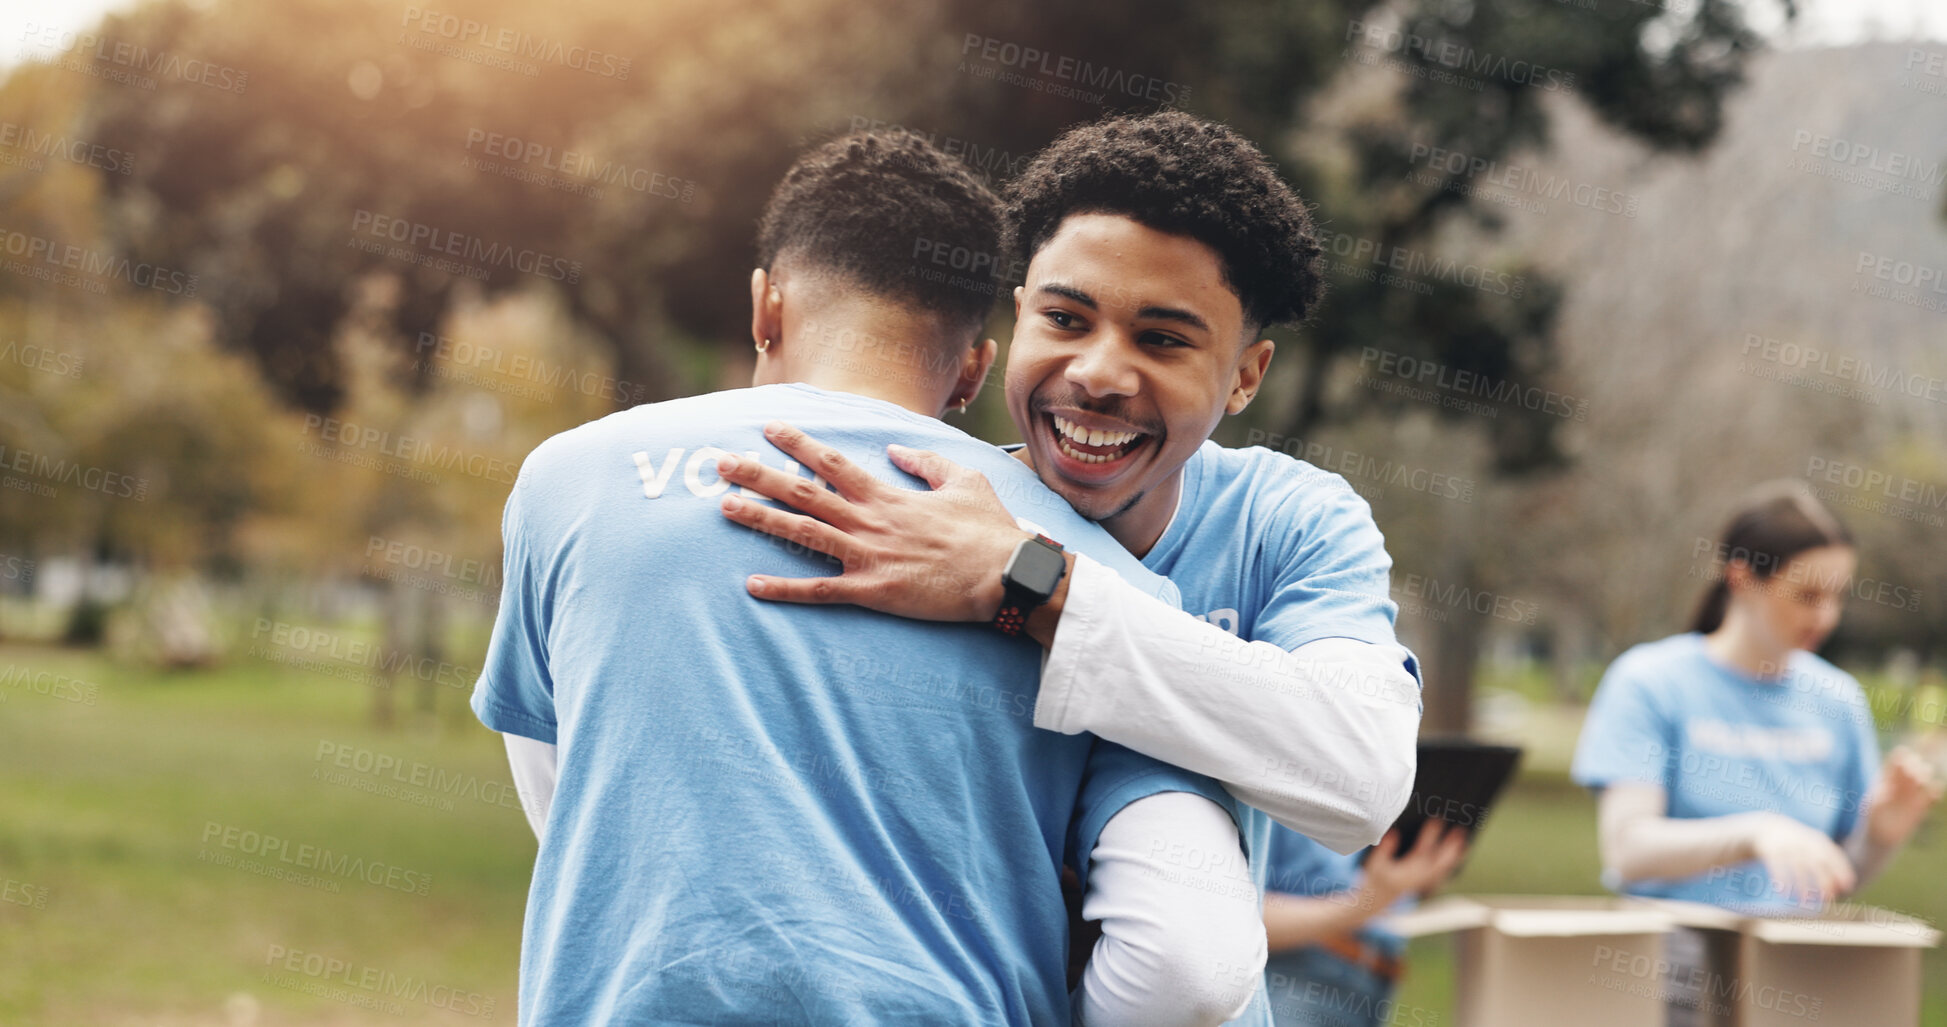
(1034, 283), (1097, 308)
(1136, 305), (1210, 333)
(1037, 283), (1211, 333)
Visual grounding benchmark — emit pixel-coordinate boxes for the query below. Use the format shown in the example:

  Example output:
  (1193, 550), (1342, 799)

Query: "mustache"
(1030, 387), (1166, 437)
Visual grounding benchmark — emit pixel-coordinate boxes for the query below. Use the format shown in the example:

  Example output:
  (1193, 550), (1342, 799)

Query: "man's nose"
(1064, 334), (1140, 398)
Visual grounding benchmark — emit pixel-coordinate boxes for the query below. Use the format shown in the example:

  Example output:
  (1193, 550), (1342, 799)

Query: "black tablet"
(1365, 738), (1523, 860)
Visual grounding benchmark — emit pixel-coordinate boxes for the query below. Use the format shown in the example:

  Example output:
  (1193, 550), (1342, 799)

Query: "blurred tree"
(13, 0), (1793, 728)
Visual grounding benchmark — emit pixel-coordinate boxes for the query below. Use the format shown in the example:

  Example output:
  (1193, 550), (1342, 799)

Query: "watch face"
(1005, 538), (1067, 599)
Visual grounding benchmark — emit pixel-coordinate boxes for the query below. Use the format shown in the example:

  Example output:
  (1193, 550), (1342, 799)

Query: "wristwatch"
(993, 534), (1067, 635)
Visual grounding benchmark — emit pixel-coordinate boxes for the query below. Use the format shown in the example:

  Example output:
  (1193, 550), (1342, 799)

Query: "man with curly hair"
(719, 110), (1427, 1025)
(474, 130), (1267, 1025)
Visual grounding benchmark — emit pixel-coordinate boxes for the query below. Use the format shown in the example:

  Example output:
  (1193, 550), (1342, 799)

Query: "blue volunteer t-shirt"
(1135, 442), (1420, 1027)
(1262, 832), (1406, 955)
(473, 383), (1237, 1025)
(1570, 633), (1881, 914)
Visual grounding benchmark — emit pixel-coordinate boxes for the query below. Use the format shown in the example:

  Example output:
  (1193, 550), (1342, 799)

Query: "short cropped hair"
(756, 131), (1002, 337)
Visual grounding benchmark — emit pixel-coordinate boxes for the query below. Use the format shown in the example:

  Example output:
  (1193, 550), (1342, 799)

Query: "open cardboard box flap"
(1380, 895), (1672, 939)
(1744, 904), (1943, 948)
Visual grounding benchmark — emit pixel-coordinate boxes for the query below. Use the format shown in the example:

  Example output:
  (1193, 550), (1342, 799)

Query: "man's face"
(1005, 213), (1269, 539)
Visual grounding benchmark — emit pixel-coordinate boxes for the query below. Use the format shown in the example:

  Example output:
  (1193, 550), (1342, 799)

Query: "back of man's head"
(756, 131), (1002, 348)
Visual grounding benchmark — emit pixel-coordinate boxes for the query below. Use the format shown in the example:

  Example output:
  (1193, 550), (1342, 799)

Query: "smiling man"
(718, 112), (1425, 1024)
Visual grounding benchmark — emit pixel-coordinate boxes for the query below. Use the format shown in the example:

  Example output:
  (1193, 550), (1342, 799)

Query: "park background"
(2, 0), (1946, 1022)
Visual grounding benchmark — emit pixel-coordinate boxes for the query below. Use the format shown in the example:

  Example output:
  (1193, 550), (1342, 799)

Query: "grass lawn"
(3, 640), (1944, 1024)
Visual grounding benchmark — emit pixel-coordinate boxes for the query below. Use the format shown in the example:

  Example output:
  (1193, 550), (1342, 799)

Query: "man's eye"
(1141, 332), (1188, 348)
(1046, 310), (1078, 329)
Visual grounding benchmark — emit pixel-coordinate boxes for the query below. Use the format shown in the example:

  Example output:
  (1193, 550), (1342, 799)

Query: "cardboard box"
(1648, 902), (1941, 1027)
(1384, 896), (1677, 1027)
(1392, 897), (1943, 1027)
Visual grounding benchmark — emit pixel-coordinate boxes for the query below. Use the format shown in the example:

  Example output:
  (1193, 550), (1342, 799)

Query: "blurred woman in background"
(1572, 480), (1941, 1025)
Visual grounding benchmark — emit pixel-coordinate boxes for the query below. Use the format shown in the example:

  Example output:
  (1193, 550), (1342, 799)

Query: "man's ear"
(956, 338), (1000, 408)
(750, 267), (783, 355)
(1012, 285), (1024, 321)
(1226, 337), (1276, 415)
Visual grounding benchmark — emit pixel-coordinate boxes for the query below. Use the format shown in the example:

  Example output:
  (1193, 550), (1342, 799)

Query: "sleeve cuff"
(472, 684), (558, 744)
(1033, 551), (1112, 736)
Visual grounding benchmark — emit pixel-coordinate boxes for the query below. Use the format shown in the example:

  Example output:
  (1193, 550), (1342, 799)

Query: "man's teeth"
(1053, 415), (1140, 450)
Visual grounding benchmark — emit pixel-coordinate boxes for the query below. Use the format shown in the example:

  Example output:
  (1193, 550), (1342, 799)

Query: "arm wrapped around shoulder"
(1038, 555), (1421, 853)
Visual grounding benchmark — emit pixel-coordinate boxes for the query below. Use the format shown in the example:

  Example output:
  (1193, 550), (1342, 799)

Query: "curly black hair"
(756, 131), (1002, 336)
(1005, 111), (1323, 333)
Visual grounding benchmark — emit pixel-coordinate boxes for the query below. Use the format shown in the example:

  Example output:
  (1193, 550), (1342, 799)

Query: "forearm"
(1262, 888), (1394, 953)
(1039, 556), (1420, 853)
(1077, 791), (1264, 1027)
(1598, 783), (1759, 885)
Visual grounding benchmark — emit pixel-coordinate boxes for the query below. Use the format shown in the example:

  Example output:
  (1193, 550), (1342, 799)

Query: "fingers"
(1373, 829), (1403, 862)
(761, 422), (884, 500)
(719, 494), (855, 562)
(1435, 827), (1470, 874)
(717, 454), (857, 527)
(744, 574), (866, 606)
(1409, 820), (1446, 857)
(887, 444), (956, 490)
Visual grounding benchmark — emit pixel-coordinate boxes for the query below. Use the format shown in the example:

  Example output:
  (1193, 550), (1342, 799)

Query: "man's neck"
(759, 307), (952, 417)
(1007, 448), (1183, 558)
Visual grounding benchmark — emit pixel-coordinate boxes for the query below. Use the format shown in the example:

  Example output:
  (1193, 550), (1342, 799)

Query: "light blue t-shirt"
(1570, 633), (1881, 914)
(1135, 442), (1420, 1027)
(1262, 833), (1405, 956)
(473, 383), (1237, 1025)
